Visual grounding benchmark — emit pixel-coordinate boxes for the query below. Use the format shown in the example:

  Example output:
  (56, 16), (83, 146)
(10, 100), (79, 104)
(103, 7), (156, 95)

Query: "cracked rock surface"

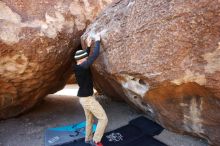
(82, 0), (220, 145)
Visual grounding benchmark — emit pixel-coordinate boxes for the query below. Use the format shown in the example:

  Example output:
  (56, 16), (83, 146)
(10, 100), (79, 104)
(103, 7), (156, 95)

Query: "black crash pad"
(58, 116), (166, 146)
(61, 135), (167, 146)
(129, 116), (164, 136)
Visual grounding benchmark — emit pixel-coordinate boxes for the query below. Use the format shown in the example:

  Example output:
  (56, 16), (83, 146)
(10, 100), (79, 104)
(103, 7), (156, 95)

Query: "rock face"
(0, 0), (112, 119)
(82, 0), (220, 145)
(67, 75), (76, 84)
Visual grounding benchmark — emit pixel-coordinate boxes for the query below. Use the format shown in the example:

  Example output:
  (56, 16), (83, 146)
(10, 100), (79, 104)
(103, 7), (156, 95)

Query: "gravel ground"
(0, 85), (208, 146)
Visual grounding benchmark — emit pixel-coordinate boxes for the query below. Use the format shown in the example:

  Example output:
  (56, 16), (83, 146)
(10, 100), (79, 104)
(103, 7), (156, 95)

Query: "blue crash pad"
(45, 121), (96, 146)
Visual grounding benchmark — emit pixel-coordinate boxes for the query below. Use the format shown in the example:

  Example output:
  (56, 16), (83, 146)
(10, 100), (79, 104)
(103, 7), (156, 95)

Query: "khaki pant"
(79, 96), (108, 143)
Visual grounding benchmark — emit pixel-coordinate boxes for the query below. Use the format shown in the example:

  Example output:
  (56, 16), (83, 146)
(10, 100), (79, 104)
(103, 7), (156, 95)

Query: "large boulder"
(0, 0), (112, 119)
(82, 0), (220, 145)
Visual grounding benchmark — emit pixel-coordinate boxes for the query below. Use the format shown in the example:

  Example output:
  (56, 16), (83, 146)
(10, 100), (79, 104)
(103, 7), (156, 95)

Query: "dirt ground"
(0, 85), (208, 146)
